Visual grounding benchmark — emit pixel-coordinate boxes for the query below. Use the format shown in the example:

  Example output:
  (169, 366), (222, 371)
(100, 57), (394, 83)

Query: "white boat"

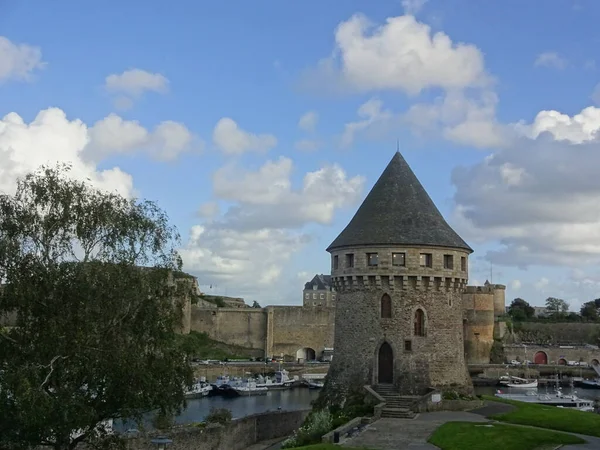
(500, 376), (538, 389)
(496, 388), (594, 410)
(232, 380), (268, 396)
(256, 369), (294, 390)
(307, 381), (324, 389)
(184, 378), (213, 399)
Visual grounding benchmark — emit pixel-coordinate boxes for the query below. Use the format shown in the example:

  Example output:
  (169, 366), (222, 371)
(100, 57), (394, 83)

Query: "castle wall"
(492, 284), (506, 317)
(462, 287), (495, 365)
(190, 306), (267, 350)
(266, 306), (335, 360)
(328, 245), (471, 396)
(503, 345), (600, 365)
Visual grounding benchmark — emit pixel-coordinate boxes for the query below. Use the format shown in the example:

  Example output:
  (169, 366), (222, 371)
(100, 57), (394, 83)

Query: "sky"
(1, 0), (600, 310)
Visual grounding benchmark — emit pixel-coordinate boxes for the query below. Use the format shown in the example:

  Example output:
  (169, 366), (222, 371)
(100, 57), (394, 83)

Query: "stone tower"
(324, 152), (473, 397)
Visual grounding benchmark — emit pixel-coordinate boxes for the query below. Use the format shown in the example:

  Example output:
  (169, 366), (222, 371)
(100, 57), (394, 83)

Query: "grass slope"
(178, 331), (256, 360)
(483, 395), (600, 437)
(429, 421), (584, 450)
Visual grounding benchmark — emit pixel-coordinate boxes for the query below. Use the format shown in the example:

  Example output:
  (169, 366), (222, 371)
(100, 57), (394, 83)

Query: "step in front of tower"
(373, 385), (419, 419)
(380, 407), (416, 419)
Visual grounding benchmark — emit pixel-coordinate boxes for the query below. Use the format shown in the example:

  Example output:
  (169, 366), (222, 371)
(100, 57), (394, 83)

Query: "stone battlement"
(331, 275), (468, 292)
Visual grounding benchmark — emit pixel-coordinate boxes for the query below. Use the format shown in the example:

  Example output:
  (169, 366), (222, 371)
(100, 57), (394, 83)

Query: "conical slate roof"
(327, 152), (473, 253)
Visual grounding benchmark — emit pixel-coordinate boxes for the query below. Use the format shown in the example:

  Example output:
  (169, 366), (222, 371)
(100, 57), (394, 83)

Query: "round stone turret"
(322, 151), (473, 400)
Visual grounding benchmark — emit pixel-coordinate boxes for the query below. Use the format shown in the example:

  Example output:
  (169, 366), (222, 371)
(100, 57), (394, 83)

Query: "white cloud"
(294, 139), (322, 152)
(212, 118), (277, 155)
(516, 107), (600, 143)
(534, 277), (550, 291)
(0, 108), (133, 197)
(402, 0), (428, 15)
(105, 69), (169, 96)
(341, 98), (393, 147)
(510, 279), (522, 291)
(86, 113), (197, 162)
(197, 202), (220, 218)
(405, 89), (507, 149)
(0, 36), (45, 82)
(180, 226), (309, 294)
(534, 52), (568, 70)
(452, 105), (600, 268)
(211, 157), (365, 229)
(104, 69), (169, 109)
(303, 13), (488, 95)
(180, 158), (364, 297)
(298, 111), (319, 133)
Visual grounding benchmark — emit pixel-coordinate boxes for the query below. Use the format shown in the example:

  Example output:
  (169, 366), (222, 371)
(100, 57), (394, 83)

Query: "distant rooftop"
(327, 151), (472, 253)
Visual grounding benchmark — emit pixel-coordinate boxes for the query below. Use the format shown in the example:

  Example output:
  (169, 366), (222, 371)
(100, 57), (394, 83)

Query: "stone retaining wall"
(122, 409), (310, 450)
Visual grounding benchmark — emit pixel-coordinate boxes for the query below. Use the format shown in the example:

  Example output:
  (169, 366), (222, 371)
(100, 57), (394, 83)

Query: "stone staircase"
(373, 384), (418, 419)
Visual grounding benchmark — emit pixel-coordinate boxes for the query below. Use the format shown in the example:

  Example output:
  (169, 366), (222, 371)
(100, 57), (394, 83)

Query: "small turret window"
(444, 255), (454, 270)
(333, 255), (339, 269)
(392, 252), (405, 266)
(414, 308), (425, 336)
(461, 257), (466, 271)
(345, 253), (354, 268)
(367, 253), (379, 266)
(420, 253), (432, 268)
(381, 294), (392, 318)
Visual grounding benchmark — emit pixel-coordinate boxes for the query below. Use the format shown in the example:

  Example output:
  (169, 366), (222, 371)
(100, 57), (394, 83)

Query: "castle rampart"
(462, 286), (495, 364)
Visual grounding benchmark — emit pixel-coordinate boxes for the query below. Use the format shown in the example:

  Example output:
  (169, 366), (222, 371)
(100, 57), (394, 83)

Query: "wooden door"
(378, 342), (394, 384)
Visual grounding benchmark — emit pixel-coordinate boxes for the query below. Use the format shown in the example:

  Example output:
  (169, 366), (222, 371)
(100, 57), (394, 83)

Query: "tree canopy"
(545, 297), (570, 315)
(507, 298), (535, 321)
(580, 299), (600, 321)
(0, 164), (194, 450)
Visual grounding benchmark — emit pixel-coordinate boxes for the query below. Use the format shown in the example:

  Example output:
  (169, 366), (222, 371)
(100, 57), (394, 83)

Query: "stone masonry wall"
(503, 345), (600, 365)
(326, 245), (472, 397)
(190, 307), (267, 350)
(463, 289), (495, 365)
(267, 306), (335, 360)
(115, 409), (309, 450)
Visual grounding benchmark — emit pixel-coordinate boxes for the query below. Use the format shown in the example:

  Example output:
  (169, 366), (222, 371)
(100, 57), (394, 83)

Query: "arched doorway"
(378, 342), (394, 384)
(592, 359), (599, 366)
(296, 347), (316, 363)
(558, 358), (567, 365)
(534, 351), (548, 365)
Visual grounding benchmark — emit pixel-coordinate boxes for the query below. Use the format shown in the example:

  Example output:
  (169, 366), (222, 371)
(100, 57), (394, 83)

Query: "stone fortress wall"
(328, 244), (472, 394)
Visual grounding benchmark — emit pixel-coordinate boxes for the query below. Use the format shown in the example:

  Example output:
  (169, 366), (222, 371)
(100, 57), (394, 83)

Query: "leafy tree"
(545, 297), (569, 315)
(581, 299), (600, 321)
(252, 300), (261, 308)
(507, 298), (535, 321)
(0, 164), (194, 450)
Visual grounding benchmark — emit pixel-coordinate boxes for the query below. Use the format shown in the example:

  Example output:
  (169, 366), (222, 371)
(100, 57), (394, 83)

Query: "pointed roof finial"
(396, 139), (400, 153)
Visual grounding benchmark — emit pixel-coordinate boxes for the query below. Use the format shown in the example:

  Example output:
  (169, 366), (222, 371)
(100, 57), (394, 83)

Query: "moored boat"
(184, 378), (213, 399)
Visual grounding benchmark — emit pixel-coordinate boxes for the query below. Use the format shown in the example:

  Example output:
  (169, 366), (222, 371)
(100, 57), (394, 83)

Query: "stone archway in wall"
(296, 347), (316, 363)
(534, 351), (548, 365)
(592, 359), (599, 366)
(558, 358), (567, 365)
(378, 342), (394, 384)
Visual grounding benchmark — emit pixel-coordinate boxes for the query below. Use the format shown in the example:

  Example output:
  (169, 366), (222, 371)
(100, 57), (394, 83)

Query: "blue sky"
(2, 0), (600, 309)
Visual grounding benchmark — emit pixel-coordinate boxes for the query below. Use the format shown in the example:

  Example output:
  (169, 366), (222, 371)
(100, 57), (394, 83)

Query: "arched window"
(414, 308), (425, 336)
(381, 294), (392, 318)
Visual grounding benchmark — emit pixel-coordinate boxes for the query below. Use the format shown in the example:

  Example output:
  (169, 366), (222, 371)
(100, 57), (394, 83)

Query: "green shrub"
(281, 410), (333, 448)
(205, 407), (232, 425)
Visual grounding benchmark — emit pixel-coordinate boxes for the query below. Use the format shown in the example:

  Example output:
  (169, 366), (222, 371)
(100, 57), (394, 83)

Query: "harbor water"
(117, 384), (600, 431)
(117, 388), (320, 431)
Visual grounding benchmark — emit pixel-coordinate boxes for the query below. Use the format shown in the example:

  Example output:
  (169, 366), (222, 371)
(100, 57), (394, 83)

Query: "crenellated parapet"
(331, 274), (468, 293)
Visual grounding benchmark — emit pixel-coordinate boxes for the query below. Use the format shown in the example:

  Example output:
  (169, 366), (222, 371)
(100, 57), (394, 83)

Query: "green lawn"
(429, 421), (584, 450)
(483, 395), (600, 437)
(287, 445), (376, 450)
